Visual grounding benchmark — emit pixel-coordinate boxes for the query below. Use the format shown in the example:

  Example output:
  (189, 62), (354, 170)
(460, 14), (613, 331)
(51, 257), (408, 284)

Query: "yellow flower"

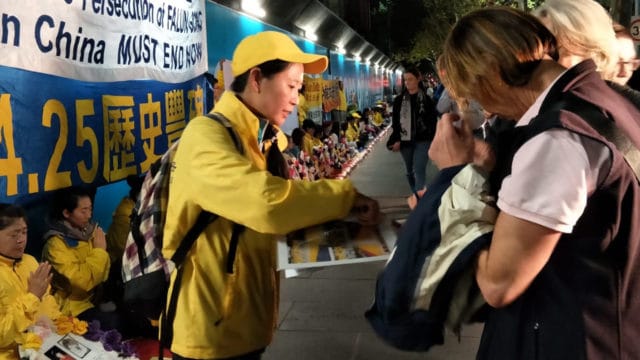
(72, 317), (88, 335)
(20, 332), (43, 350)
(54, 316), (74, 335)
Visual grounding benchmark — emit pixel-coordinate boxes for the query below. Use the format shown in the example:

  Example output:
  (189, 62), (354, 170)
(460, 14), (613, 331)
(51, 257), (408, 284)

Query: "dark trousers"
(173, 348), (264, 360)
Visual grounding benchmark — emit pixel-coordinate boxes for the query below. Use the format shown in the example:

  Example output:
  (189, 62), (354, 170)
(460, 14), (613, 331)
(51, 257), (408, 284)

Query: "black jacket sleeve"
(387, 95), (403, 149)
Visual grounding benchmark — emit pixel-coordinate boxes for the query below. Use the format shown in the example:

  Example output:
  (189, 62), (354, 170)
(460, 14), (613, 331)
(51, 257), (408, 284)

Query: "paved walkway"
(263, 132), (482, 360)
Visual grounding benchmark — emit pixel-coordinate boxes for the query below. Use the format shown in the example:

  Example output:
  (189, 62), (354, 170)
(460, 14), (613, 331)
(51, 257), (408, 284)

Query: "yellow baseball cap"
(231, 31), (328, 76)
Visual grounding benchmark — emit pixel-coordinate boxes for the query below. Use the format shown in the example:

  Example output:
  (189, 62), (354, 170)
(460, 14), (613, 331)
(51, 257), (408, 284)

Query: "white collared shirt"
(496, 71), (611, 233)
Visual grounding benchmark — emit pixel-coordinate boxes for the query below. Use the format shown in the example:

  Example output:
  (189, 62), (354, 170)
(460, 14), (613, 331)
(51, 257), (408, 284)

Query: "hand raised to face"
(428, 113), (475, 170)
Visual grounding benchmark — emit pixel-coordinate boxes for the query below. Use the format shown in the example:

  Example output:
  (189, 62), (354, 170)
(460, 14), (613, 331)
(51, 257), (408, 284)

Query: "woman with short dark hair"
(163, 31), (380, 360)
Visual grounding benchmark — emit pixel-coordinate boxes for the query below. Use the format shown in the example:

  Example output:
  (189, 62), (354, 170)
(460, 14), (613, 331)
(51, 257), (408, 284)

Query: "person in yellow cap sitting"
(162, 30), (381, 360)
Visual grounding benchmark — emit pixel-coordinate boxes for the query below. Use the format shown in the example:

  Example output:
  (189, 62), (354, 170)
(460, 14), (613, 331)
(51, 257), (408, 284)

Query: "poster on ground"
(277, 216), (399, 270)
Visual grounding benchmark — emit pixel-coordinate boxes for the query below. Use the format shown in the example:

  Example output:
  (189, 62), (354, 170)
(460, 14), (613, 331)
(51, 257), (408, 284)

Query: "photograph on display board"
(277, 217), (396, 270)
(57, 335), (91, 359)
(44, 345), (74, 360)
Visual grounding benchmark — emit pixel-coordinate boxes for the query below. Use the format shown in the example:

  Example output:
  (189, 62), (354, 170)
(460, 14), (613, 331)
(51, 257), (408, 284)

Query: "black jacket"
(387, 90), (438, 148)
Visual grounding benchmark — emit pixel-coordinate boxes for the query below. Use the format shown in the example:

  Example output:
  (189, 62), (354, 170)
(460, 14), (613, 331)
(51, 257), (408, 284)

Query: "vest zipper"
(533, 321), (540, 360)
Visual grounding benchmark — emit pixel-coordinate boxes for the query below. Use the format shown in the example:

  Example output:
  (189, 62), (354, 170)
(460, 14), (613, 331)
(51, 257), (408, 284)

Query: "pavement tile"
(278, 301), (374, 333)
(280, 278), (376, 306)
(263, 330), (359, 360)
(270, 130), (481, 360)
(354, 332), (480, 360)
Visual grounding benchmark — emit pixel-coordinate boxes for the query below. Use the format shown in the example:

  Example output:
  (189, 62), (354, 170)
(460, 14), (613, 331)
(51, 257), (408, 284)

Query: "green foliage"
(369, 0), (551, 68)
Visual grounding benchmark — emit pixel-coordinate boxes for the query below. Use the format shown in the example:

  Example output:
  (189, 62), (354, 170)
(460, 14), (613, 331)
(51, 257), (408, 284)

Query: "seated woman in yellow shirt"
(0, 203), (61, 359)
(344, 112), (361, 143)
(42, 187), (127, 335)
(301, 119), (323, 156)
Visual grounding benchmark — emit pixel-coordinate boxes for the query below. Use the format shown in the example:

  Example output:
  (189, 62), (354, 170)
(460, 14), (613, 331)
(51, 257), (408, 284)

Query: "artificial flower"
(119, 341), (136, 358)
(53, 316), (88, 336)
(72, 317), (88, 335)
(83, 320), (103, 341)
(100, 329), (122, 352)
(19, 332), (43, 350)
(54, 316), (74, 335)
(30, 323), (53, 340)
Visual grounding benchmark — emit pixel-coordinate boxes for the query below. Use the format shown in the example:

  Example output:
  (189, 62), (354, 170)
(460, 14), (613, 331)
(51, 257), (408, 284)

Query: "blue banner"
(0, 66), (207, 202)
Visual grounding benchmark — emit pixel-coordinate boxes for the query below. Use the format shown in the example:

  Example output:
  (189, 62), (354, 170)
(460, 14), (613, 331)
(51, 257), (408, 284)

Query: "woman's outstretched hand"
(352, 193), (382, 226)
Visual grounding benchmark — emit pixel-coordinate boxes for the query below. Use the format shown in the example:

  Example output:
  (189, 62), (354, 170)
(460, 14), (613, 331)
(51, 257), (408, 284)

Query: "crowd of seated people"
(283, 103), (390, 180)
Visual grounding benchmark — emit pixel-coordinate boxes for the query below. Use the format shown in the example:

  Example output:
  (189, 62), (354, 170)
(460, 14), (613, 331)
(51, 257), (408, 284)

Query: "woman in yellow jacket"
(0, 204), (61, 359)
(344, 112), (361, 143)
(162, 31), (380, 360)
(105, 175), (143, 264)
(41, 187), (120, 331)
(301, 118), (323, 157)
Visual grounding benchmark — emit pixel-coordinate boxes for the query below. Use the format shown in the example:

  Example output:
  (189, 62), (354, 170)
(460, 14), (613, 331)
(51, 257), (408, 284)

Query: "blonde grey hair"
(440, 7), (557, 103)
(533, 0), (617, 78)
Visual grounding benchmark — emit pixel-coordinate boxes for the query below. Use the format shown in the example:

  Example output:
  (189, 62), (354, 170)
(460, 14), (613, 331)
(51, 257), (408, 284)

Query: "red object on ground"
(126, 338), (172, 360)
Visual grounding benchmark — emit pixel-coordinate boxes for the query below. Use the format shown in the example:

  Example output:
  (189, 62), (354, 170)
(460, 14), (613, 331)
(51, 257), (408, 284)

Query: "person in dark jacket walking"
(387, 68), (438, 193)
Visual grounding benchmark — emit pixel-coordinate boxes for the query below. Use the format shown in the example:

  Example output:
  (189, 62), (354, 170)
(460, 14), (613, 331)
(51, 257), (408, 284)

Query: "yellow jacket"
(106, 197), (134, 263)
(163, 91), (356, 359)
(302, 132), (322, 157)
(42, 230), (110, 317)
(373, 112), (384, 127)
(297, 94), (308, 127)
(0, 255), (61, 359)
(345, 121), (360, 142)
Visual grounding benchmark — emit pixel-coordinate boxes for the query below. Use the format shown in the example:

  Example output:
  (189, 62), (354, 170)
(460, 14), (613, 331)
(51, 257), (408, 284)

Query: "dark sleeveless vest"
(479, 60), (640, 360)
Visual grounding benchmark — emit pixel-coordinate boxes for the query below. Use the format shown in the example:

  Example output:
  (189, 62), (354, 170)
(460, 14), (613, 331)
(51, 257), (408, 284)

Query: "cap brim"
(281, 52), (328, 74)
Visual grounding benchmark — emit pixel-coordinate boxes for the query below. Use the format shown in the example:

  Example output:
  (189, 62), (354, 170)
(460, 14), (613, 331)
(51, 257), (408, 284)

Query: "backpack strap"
(160, 112), (245, 349)
(168, 112), (244, 268)
(203, 112), (246, 273)
(206, 112), (245, 156)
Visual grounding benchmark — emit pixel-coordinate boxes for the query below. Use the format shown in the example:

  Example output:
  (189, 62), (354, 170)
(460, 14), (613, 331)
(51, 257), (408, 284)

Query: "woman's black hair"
(49, 186), (93, 221)
(0, 203), (26, 230)
(302, 119), (317, 131)
(262, 124), (290, 179)
(230, 59), (291, 93)
(403, 67), (427, 92)
(291, 128), (305, 148)
(126, 175), (144, 200)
